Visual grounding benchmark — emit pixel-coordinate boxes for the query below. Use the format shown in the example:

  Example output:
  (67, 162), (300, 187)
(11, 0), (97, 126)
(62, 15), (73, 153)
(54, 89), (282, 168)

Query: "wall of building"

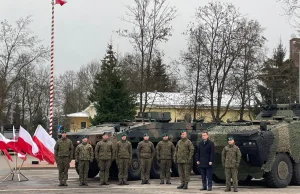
(69, 117), (91, 132)
(67, 105), (252, 131)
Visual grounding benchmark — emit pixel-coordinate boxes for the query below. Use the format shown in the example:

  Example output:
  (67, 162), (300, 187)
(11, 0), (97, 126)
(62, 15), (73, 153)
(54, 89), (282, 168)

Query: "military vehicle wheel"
(265, 153), (293, 188)
(291, 162), (300, 185)
(212, 173), (225, 184)
(128, 149), (141, 180)
(192, 154), (201, 175)
(171, 160), (179, 177)
(150, 154), (160, 179)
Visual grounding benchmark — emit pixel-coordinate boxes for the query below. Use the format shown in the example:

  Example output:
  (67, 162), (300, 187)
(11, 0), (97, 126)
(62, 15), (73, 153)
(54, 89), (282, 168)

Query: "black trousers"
(200, 167), (212, 188)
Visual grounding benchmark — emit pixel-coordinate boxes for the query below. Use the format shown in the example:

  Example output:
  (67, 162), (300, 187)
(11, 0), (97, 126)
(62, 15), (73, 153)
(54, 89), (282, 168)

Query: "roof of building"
(66, 112), (90, 118)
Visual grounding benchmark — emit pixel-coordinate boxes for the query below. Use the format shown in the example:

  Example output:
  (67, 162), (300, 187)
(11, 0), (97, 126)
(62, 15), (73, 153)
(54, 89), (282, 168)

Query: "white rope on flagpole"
(49, 0), (55, 137)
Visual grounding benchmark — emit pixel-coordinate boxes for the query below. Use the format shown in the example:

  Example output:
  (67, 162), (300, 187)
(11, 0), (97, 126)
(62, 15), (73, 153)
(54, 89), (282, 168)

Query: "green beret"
(162, 133), (168, 137)
(228, 136), (234, 141)
(103, 132), (108, 135)
(180, 130), (187, 134)
(122, 134), (127, 137)
(61, 130), (66, 134)
(144, 133), (149, 137)
(82, 135), (88, 139)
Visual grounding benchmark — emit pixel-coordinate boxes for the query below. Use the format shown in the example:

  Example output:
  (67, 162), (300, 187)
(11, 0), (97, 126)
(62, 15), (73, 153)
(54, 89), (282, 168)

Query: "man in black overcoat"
(197, 131), (215, 191)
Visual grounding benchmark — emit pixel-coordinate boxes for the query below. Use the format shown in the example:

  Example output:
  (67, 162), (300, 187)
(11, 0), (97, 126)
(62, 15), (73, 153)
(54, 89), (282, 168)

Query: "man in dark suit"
(197, 131), (215, 191)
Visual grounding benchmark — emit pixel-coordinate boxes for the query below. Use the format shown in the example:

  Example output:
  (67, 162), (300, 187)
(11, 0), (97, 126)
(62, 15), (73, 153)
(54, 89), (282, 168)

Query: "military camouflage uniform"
(222, 144), (242, 191)
(116, 139), (132, 184)
(156, 139), (175, 183)
(137, 140), (155, 183)
(75, 142), (94, 185)
(95, 139), (114, 184)
(174, 137), (194, 189)
(54, 137), (74, 186)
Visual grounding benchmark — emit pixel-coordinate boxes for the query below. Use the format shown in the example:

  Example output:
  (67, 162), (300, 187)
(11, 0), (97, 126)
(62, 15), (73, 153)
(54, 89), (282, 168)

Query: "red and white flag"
(18, 153), (26, 161)
(17, 126), (40, 159)
(0, 133), (13, 161)
(0, 133), (20, 154)
(33, 125), (56, 164)
(56, 0), (67, 6)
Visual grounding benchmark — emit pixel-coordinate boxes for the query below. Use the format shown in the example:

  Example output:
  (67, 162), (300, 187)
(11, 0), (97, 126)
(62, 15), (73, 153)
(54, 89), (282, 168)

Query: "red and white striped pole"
(49, 0), (55, 137)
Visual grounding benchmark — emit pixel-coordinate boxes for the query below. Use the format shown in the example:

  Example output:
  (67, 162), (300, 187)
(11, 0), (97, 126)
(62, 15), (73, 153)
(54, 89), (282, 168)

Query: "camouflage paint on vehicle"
(206, 104), (300, 188)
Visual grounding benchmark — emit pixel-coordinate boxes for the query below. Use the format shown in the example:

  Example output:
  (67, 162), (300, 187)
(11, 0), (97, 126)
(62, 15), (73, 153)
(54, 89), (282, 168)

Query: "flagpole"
(49, 0), (55, 137)
(1, 150), (14, 181)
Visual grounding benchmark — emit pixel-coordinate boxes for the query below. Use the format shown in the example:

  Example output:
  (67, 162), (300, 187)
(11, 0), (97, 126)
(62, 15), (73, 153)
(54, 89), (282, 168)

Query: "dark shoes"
(58, 181), (64, 186)
(104, 182), (109, 185)
(63, 181), (68, 186)
(84, 182), (88, 186)
(160, 180), (164, 184)
(123, 180), (129, 185)
(141, 180), (145, 184)
(118, 180), (123, 185)
(225, 188), (231, 192)
(207, 187), (212, 191)
(79, 182), (84, 186)
(234, 188), (238, 192)
(182, 183), (188, 189)
(166, 180), (171, 184)
(99, 182), (105, 186)
(145, 180), (150, 184)
(177, 183), (184, 189)
(200, 187), (207, 191)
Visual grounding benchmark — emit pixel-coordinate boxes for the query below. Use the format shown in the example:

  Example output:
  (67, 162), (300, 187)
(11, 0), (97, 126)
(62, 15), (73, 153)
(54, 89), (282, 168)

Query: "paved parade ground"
(0, 155), (299, 194)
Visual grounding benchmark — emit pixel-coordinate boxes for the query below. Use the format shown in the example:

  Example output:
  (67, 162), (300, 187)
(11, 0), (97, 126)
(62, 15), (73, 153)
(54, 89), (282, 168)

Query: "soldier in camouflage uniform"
(222, 136), (241, 192)
(137, 133), (155, 184)
(156, 133), (175, 184)
(174, 130), (194, 190)
(75, 136), (94, 186)
(116, 134), (132, 185)
(95, 132), (114, 185)
(54, 131), (74, 186)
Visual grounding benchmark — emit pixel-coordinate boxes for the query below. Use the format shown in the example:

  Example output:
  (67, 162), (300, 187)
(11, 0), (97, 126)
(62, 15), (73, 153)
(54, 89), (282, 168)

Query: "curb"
(19, 167), (75, 170)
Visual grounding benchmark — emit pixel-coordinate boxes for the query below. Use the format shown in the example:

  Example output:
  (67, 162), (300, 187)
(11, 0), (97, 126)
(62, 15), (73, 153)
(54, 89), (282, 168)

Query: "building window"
(81, 122), (86, 129)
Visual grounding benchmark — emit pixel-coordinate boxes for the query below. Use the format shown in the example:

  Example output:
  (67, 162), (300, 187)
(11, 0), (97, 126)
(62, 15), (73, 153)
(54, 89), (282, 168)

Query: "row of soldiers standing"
(54, 130), (241, 191)
(54, 130), (194, 189)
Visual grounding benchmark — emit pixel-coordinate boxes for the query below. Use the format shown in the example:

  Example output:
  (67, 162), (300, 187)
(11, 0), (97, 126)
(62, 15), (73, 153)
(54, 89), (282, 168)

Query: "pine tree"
(89, 44), (136, 124)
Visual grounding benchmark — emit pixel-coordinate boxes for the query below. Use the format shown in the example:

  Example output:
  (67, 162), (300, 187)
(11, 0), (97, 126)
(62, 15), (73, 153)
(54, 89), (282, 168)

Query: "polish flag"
(0, 133), (20, 154)
(1, 149), (12, 162)
(56, 0), (67, 6)
(17, 126), (40, 159)
(33, 125), (56, 164)
(18, 153), (26, 161)
(0, 133), (13, 161)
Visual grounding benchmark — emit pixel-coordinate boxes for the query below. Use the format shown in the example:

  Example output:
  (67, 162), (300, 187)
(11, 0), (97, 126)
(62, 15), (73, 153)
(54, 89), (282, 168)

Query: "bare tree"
(0, 16), (48, 123)
(279, 0), (300, 31)
(118, 0), (177, 113)
(232, 19), (265, 120)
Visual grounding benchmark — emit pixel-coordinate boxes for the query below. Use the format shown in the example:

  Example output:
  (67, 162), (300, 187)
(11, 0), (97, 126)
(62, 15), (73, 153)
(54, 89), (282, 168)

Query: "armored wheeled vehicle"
(205, 104), (300, 188)
(65, 112), (217, 180)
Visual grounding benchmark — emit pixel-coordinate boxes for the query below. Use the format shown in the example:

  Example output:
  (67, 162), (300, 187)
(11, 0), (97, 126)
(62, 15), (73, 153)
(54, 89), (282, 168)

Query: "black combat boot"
(177, 182), (184, 189)
(182, 182), (188, 189)
(118, 179), (123, 185)
(160, 180), (164, 184)
(58, 180), (64, 186)
(123, 180), (129, 185)
(234, 188), (238, 192)
(84, 182), (89, 186)
(99, 182), (105, 186)
(104, 182), (109, 185)
(63, 181), (68, 186)
(79, 182), (84, 186)
(200, 187), (207, 191)
(141, 180), (145, 184)
(166, 180), (171, 184)
(146, 180), (150, 184)
(207, 187), (212, 191)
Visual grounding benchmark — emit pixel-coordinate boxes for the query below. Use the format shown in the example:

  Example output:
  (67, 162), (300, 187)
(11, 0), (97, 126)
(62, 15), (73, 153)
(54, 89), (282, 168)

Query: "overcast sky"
(0, 0), (296, 75)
